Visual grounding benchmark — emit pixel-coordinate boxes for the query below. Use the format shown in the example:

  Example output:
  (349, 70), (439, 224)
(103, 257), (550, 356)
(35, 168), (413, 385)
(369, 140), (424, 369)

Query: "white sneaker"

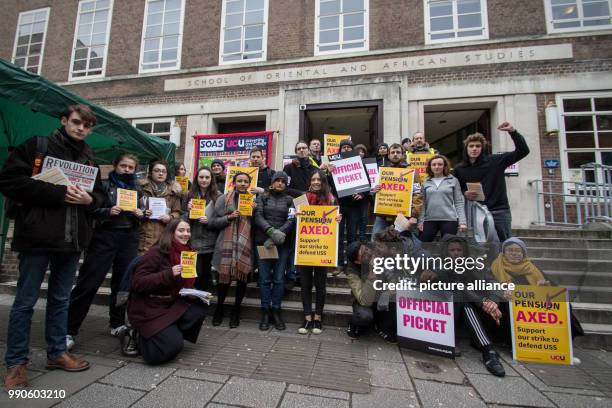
(110, 325), (128, 337)
(66, 335), (75, 351)
(572, 357), (582, 365)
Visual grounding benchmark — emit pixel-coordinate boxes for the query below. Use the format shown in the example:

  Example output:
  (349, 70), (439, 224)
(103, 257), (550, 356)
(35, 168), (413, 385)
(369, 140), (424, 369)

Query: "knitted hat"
(211, 159), (225, 169)
(271, 171), (288, 183)
(502, 237), (527, 256)
(378, 142), (389, 150)
(339, 139), (353, 151)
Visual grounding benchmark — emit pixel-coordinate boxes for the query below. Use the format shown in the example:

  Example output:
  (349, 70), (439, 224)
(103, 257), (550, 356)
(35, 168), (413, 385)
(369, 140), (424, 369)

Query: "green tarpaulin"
(0, 58), (175, 167)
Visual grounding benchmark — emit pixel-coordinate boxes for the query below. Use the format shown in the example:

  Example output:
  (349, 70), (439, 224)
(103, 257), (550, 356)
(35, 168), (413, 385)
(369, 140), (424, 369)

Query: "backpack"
(115, 255), (144, 307)
(5, 136), (48, 219)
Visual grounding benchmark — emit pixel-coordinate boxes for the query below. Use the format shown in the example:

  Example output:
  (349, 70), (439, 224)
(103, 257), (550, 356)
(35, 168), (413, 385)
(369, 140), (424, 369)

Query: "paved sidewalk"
(0, 294), (611, 408)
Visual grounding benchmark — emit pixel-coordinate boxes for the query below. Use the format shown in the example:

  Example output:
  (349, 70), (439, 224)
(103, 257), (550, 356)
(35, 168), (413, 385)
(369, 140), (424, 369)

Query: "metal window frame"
(544, 0), (612, 34)
(314, 0), (370, 56)
(219, 0), (269, 65)
(132, 117), (175, 139)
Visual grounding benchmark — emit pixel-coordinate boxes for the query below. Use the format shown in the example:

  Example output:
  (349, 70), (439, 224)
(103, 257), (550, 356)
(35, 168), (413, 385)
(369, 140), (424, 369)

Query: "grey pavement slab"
(132, 376), (222, 408)
(367, 343), (402, 362)
(414, 379), (486, 408)
(173, 368), (230, 383)
(526, 362), (605, 391)
(544, 392), (612, 408)
(466, 373), (555, 407)
(352, 387), (420, 408)
(98, 362), (175, 391)
(455, 349), (519, 377)
(402, 349), (466, 384)
(309, 358), (369, 393)
(279, 392), (349, 408)
(212, 377), (286, 408)
(55, 382), (144, 408)
(202, 346), (266, 377)
(318, 341), (367, 364)
(254, 348), (315, 384)
(287, 384), (349, 400)
(368, 359), (412, 390)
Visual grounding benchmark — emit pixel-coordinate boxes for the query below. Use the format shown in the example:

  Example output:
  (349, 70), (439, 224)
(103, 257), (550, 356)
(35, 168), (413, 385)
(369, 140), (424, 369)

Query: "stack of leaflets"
(178, 288), (213, 305)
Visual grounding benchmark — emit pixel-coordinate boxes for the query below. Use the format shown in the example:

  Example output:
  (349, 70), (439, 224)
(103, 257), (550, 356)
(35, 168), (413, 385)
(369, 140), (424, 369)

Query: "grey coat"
(418, 175), (467, 225)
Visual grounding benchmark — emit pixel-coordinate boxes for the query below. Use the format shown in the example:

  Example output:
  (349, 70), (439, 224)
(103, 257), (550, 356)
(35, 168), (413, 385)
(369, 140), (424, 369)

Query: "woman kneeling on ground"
(128, 219), (207, 365)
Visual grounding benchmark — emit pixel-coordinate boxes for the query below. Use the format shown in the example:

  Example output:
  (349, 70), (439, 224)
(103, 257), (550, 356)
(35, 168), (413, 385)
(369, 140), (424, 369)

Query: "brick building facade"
(2, 0), (612, 227)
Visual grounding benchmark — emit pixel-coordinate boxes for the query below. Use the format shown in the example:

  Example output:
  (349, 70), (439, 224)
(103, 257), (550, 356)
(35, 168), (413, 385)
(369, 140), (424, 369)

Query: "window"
(546, 0), (612, 32)
(139, 0), (185, 72)
(70, 0), (113, 79)
(560, 96), (612, 183)
(424, 0), (488, 44)
(12, 8), (50, 74)
(315, 0), (369, 55)
(133, 118), (174, 140)
(220, 0), (268, 64)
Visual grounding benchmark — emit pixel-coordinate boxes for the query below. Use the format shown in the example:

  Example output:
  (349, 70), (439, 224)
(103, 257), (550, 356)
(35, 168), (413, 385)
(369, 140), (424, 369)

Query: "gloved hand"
(266, 228), (286, 245)
(264, 238), (276, 249)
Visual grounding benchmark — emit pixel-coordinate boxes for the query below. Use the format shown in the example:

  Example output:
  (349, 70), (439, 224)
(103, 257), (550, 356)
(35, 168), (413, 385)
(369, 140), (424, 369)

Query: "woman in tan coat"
(138, 160), (182, 254)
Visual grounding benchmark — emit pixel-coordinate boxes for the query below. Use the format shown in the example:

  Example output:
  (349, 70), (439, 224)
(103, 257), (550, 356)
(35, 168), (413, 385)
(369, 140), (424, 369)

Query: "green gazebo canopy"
(0, 58), (175, 167)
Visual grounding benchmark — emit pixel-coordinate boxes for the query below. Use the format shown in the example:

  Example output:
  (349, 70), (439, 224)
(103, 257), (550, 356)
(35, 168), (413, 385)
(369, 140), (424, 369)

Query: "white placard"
(363, 158), (379, 187)
(329, 155), (370, 198)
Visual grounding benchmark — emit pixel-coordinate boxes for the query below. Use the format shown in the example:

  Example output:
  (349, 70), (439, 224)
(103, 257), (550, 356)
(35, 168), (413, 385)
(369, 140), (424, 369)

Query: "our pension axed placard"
(510, 285), (573, 365)
(329, 155), (371, 198)
(295, 205), (339, 267)
(408, 153), (434, 184)
(324, 134), (351, 156)
(373, 167), (415, 216)
(396, 291), (455, 358)
(41, 156), (98, 192)
(224, 166), (259, 193)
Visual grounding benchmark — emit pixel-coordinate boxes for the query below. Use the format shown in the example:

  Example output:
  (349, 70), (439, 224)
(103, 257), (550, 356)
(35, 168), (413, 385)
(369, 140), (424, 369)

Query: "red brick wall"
(371, 0), (423, 50)
(268, 0), (314, 60)
(488, 0), (546, 38)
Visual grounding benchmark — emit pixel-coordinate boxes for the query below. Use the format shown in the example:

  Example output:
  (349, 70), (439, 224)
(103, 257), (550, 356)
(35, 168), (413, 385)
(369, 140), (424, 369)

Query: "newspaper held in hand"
(394, 213), (411, 232)
(40, 156), (98, 192)
(178, 288), (212, 305)
(32, 167), (72, 187)
(466, 182), (485, 201)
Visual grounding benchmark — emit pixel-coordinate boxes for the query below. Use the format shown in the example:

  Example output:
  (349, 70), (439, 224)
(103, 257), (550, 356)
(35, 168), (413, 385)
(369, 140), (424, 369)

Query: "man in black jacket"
(453, 122), (529, 242)
(249, 147), (275, 194)
(0, 105), (105, 389)
(283, 141), (318, 198)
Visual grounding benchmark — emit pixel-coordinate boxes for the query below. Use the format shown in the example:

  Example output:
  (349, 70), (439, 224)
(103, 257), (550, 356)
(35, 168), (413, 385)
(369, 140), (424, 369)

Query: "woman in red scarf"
(128, 219), (207, 365)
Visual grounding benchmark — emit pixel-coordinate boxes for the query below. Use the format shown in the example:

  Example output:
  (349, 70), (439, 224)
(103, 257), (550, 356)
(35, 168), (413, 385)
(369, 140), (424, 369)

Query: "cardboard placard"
(189, 198), (206, 219)
(176, 176), (189, 192)
(180, 251), (197, 278)
(329, 154), (370, 198)
(363, 158), (379, 187)
(117, 188), (138, 212)
(224, 166), (259, 193)
(408, 153), (435, 184)
(295, 205), (339, 267)
(238, 193), (254, 216)
(324, 134), (351, 156)
(373, 167), (415, 216)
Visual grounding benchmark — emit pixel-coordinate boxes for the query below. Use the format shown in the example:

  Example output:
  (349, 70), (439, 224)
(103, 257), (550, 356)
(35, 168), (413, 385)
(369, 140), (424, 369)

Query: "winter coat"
(138, 179), (182, 254)
(418, 175), (467, 225)
(93, 179), (141, 230)
(257, 166), (275, 191)
(454, 130), (529, 211)
(283, 158), (318, 198)
(253, 190), (295, 245)
(346, 261), (377, 306)
(182, 192), (221, 254)
(127, 246), (190, 339)
(0, 128), (105, 252)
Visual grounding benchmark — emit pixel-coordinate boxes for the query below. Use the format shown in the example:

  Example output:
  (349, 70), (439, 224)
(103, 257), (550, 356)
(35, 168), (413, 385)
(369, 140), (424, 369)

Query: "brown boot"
(4, 363), (29, 389)
(46, 352), (90, 372)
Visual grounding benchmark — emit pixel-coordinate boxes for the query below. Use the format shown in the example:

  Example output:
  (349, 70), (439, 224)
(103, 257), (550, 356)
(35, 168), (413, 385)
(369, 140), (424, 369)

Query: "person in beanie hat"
(376, 143), (390, 166)
(254, 170), (295, 331)
(211, 159), (226, 193)
(338, 138), (353, 152)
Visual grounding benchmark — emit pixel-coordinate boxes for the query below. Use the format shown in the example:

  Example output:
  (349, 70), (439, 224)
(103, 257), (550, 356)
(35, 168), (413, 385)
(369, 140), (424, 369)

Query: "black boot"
(259, 308), (270, 331)
(212, 304), (224, 326)
(229, 305), (241, 328)
(483, 349), (506, 377)
(347, 322), (360, 339)
(271, 308), (285, 331)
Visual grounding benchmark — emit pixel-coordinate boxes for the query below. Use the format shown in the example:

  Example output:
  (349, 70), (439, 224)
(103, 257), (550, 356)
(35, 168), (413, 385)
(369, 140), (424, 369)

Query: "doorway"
(299, 100), (383, 154)
(424, 108), (491, 165)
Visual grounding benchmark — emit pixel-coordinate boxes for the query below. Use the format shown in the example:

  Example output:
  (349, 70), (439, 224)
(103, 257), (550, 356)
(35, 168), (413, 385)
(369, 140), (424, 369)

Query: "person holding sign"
(209, 172), (256, 328)
(175, 162), (192, 192)
(296, 171), (342, 335)
(254, 171), (295, 331)
(128, 219), (207, 365)
(249, 147), (275, 194)
(0, 104), (106, 389)
(417, 155), (467, 242)
(67, 154), (144, 350)
(283, 141), (319, 198)
(138, 160), (182, 255)
(454, 123), (530, 242)
(183, 166), (222, 291)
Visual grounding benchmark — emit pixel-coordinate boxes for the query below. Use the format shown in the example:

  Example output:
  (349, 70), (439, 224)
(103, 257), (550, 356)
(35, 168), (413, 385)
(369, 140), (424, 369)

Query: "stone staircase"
(1, 227), (611, 349)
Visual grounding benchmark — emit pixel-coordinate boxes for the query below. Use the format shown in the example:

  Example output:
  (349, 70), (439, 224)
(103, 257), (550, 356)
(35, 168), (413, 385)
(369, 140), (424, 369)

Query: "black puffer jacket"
(0, 129), (105, 252)
(253, 190), (295, 245)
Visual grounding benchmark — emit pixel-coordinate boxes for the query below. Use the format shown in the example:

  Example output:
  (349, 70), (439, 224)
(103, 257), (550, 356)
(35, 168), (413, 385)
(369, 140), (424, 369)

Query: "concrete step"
(565, 285), (612, 303)
(235, 283), (353, 306)
(545, 270), (612, 287)
(517, 237), (612, 250)
(572, 303), (612, 325)
(574, 323), (612, 350)
(526, 247), (612, 260)
(513, 228), (612, 239)
(531, 257), (612, 273)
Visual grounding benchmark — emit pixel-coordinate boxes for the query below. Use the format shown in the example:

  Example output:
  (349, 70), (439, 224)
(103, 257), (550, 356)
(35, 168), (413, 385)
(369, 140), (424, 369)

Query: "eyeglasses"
(70, 118), (93, 129)
(152, 169), (167, 174)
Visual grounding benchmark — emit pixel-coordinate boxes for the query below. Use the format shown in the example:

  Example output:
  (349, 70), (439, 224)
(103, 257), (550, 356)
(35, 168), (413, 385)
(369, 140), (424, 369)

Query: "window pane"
(17, 35), (29, 46)
(165, 10), (181, 23)
(319, 44), (340, 51)
(90, 46), (104, 58)
(245, 10), (264, 24)
(552, 4), (578, 20)
(75, 48), (88, 59)
(80, 12), (94, 24)
(148, 12), (163, 25)
(583, 1), (610, 18)
(225, 27), (242, 41)
(553, 20), (581, 29)
(226, 13), (243, 27)
(344, 13), (363, 27)
(245, 25), (263, 38)
(94, 10), (108, 23)
(163, 35), (179, 49)
(583, 18), (611, 26)
(431, 32), (455, 39)
(92, 21), (107, 34)
(342, 41), (364, 49)
(31, 32), (43, 43)
(166, 0), (182, 11)
(27, 55), (39, 66)
(153, 122), (171, 133)
(246, 0), (264, 10)
(161, 48), (177, 61)
(565, 116), (593, 131)
(457, 28), (482, 36)
(163, 22), (180, 35)
(343, 26), (364, 41)
(321, 15), (339, 30)
(564, 99), (592, 112)
(599, 132), (612, 147)
(458, 13), (481, 29)
(14, 58), (26, 67)
(149, 0), (164, 13)
(135, 123), (153, 132)
(227, 0), (244, 13)
(97, 0), (110, 9)
(82, 1), (95, 12)
(244, 38), (262, 51)
(431, 16), (453, 31)
(567, 152), (595, 168)
(602, 151), (612, 165)
(595, 98), (612, 111)
(343, 0), (363, 13)
(73, 60), (87, 71)
(430, 1), (452, 17)
(457, 0), (481, 14)
(144, 50), (158, 62)
(89, 57), (103, 69)
(597, 115), (612, 130)
(223, 54), (242, 61)
(320, 29), (339, 44)
(146, 24), (162, 37)
(320, 0), (340, 15)
(16, 46), (28, 57)
(566, 132), (595, 148)
(92, 33), (106, 45)
(144, 38), (159, 51)
(224, 40), (241, 53)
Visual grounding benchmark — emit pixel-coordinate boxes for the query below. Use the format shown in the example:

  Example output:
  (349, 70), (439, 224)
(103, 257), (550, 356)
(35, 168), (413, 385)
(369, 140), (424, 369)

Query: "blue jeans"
(257, 244), (289, 309)
(490, 209), (512, 242)
(5, 251), (81, 367)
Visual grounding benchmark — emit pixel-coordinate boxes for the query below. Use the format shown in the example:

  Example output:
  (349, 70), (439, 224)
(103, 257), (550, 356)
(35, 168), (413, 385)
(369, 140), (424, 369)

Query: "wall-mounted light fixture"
(170, 122), (181, 146)
(545, 101), (559, 137)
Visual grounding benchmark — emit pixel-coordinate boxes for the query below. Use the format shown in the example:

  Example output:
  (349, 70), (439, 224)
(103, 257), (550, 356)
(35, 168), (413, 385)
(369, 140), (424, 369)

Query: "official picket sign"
(41, 156), (98, 192)
(295, 205), (339, 267)
(363, 158), (379, 187)
(374, 167), (415, 216)
(510, 285), (573, 365)
(397, 291), (455, 358)
(329, 154), (370, 197)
